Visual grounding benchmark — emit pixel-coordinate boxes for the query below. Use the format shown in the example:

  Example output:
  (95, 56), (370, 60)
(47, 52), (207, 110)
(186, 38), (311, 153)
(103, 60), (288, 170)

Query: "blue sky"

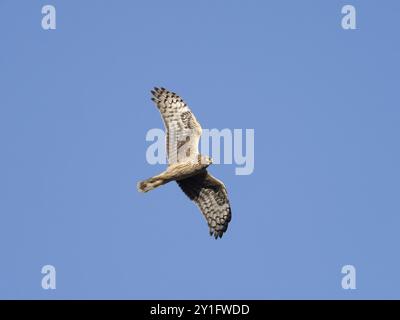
(1, 0), (399, 299)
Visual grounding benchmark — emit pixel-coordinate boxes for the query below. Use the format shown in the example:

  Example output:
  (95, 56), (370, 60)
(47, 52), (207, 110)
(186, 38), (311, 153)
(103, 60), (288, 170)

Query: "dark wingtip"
(209, 229), (224, 239)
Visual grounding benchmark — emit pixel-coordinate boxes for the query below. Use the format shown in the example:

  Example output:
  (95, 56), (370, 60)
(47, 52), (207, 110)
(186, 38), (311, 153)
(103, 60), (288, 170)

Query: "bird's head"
(198, 154), (213, 167)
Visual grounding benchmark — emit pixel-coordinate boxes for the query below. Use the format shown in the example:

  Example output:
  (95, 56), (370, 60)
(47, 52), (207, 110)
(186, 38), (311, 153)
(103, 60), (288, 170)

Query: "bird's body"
(137, 87), (232, 238)
(137, 156), (211, 193)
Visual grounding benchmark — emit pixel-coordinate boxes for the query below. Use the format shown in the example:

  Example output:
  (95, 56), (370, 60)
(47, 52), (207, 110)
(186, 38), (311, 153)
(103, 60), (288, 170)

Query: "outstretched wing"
(151, 87), (202, 165)
(177, 170), (232, 239)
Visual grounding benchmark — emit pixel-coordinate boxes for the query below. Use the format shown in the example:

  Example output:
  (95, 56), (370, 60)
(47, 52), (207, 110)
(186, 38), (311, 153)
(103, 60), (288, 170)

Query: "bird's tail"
(137, 176), (167, 193)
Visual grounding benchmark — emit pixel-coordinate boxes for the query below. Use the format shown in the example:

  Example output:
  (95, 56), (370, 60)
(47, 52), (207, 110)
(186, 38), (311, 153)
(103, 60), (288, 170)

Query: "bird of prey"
(137, 87), (232, 238)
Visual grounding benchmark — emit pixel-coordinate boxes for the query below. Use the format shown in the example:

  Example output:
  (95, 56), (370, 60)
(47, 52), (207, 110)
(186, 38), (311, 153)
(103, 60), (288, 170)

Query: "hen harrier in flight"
(137, 87), (232, 238)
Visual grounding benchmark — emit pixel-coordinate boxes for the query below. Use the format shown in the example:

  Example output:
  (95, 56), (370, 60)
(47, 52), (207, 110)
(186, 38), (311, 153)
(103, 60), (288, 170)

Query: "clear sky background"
(1, 0), (399, 299)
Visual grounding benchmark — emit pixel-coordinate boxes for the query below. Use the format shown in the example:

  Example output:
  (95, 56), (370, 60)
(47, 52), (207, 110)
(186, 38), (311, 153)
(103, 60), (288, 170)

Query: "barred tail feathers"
(137, 176), (167, 192)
